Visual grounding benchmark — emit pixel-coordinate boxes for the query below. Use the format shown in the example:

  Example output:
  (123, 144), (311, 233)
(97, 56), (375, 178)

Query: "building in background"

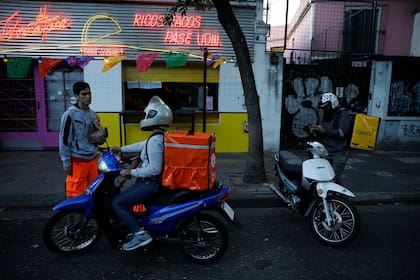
(267, 0), (420, 151)
(0, 0), (276, 152)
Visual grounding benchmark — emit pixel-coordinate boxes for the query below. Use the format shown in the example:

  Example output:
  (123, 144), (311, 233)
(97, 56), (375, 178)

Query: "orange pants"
(66, 156), (99, 198)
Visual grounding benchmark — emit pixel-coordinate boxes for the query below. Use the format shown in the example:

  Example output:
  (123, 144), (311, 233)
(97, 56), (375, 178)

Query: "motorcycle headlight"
(98, 156), (110, 172)
(97, 151), (122, 173)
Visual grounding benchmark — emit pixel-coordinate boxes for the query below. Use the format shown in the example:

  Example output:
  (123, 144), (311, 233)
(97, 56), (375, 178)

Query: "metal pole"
(202, 47), (208, 132)
(284, 0), (289, 50)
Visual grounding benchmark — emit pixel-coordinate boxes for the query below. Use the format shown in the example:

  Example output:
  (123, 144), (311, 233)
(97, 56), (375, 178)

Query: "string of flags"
(103, 55), (126, 73)
(136, 53), (160, 72)
(2, 52), (237, 78)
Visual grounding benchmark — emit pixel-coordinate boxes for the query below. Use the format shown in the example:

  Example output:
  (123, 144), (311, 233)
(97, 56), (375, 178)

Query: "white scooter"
(268, 141), (360, 247)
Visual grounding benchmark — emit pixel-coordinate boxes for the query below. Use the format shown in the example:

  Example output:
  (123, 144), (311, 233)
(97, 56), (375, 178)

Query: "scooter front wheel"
(177, 214), (228, 264)
(310, 196), (360, 247)
(43, 209), (102, 255)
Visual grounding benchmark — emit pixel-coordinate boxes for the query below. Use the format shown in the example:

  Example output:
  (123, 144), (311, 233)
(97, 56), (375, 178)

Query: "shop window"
(0, 62), (37, 132)
(124, 82), (218, 113)
(45, 67), (83, 131)
(343, 7), (378, 54)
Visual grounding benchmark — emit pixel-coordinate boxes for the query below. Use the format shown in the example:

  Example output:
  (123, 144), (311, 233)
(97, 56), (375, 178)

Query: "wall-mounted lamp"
(3, 55), (8, 63)
(38, 57), (43, 63)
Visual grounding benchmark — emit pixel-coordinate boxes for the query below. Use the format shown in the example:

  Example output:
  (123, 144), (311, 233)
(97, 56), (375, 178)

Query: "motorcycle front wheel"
(177, 214), (228, 264)
(43, 209), (102, 255)
(310, 196), (360, 247)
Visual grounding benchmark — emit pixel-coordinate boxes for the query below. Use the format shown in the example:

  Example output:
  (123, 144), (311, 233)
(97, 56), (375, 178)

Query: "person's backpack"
(162, 131), (216, 191)
(146, 131), (216, 191)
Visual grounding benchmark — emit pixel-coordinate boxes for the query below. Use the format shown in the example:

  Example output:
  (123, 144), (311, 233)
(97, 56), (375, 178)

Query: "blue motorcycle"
(43, 150), (239, 264)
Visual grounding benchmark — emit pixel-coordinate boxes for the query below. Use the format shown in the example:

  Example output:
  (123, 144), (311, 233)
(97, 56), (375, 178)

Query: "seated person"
(111, 96), (173, 251)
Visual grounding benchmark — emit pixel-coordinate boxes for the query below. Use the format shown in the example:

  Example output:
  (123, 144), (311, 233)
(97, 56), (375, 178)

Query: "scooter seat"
(148, 187), (213, 205)
(276, 150), (302, 181)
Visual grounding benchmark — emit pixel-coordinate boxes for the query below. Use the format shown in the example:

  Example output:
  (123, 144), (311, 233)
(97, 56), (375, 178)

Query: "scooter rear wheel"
(43, 209), (102, 255)
(310, 196), (360, 247)
(177, 214), (228, 264)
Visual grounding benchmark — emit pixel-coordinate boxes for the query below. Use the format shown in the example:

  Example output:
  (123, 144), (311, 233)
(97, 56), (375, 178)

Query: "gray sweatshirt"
(121, 133), (164, 178)
(59, 105), (99, 168)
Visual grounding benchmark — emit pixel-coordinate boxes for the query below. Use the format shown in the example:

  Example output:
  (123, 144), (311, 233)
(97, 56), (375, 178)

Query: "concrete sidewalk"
(0, 149), (420, 209)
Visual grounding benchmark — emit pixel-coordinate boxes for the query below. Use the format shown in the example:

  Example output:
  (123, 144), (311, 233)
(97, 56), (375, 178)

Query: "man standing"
(59, 81), (104, 198)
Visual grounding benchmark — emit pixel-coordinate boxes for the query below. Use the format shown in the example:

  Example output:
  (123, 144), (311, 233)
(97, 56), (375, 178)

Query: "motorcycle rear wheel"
(310, 196), (360, 247)
(177, 214), (228, 264)
(43, 209), (102, 255)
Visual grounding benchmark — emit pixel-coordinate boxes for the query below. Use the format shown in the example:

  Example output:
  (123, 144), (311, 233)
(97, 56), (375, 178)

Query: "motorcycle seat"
(276, 150), (302, 181)
(148, 187), (214, 206)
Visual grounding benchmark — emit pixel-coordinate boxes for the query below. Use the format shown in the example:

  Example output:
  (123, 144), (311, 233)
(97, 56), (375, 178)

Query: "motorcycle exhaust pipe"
(156, 236), (209, 247)
(267, 183), (290, 204)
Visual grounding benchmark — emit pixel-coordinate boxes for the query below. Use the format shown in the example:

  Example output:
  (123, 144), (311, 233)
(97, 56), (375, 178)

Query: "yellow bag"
(162, 131), (216, 191)
(350, 114), (380, 151)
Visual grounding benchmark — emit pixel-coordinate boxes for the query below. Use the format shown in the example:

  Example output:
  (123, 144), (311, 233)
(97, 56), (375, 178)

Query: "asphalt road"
(1, 204), (420, 280)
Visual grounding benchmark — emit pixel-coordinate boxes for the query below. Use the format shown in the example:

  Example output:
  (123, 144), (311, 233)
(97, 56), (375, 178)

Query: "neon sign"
(133, 13), (222, 48)
(196, 31), (221, 47)
(133, 14), (201, 29)
(164, 30), (193, 45)
(0, 5), (71, 42)
(80, 15), (125, 56)
(0, 7), (222, 56)
(80, 45), (125, 56)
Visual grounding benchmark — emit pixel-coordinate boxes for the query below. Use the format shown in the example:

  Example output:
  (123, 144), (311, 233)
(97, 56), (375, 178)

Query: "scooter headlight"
(98, 156), (111, 172)
(97, 151), (121, 173)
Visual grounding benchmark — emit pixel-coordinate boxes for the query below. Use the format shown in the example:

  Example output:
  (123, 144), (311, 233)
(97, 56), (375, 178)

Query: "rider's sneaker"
(122, 230), (152, 251)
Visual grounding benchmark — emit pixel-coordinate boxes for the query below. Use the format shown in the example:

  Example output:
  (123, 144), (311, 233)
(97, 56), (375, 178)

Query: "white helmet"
(319, 92), (340, 110)
(140, 96), (173, 131)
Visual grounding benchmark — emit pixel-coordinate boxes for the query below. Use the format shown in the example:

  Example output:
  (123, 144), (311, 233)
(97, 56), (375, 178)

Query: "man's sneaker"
(122, 230), (152, 251)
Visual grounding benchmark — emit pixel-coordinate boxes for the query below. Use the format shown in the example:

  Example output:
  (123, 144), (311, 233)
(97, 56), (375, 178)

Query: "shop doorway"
(0, 63), (82, 149)
(42, 67), (83, 147)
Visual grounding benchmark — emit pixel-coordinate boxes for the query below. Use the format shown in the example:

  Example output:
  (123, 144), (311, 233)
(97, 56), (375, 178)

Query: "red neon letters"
(0, 5), (71, 42)
(164, 31), (193, 45)
(0, 7), (222, 50)
(133, 13), (221, 48)
(133, 14), (201, 29)
(80, 45), (125, 56)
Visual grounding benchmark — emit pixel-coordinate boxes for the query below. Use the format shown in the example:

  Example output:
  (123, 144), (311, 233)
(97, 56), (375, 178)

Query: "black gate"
(281, 60), (371, 148)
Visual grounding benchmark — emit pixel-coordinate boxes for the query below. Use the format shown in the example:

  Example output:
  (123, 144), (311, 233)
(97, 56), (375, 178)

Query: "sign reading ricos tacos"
(133, 13), (222, 48)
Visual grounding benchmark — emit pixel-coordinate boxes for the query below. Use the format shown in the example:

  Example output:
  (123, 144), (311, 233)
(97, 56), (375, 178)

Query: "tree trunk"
(212, 0), (266, 183)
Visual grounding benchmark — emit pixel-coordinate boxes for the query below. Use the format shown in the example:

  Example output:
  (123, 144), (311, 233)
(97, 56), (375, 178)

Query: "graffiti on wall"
(388, 80), (420, 116)
(402, 123), (420, 137)
(282, 66), (369, 146)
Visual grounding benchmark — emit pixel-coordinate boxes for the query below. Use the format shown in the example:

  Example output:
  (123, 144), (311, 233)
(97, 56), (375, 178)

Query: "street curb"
(3, 188), (420, 210)
(229, 188), (420, 208)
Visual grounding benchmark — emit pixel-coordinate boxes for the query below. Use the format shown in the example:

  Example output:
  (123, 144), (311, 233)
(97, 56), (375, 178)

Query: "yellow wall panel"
(123, 62), (219, 83)
(212, 113), (248, 152)
(121, 113), (249, 152)
(97, 113), (122, 147)
(123, 124), (152, 145)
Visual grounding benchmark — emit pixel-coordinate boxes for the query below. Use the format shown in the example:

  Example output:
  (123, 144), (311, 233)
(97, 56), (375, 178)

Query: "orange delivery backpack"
(162, 131), (216, 191)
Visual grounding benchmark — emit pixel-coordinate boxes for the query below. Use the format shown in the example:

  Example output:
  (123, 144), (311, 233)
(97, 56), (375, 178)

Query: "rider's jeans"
(112, 178), (160, 233)
(327, 150), (349, 184)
